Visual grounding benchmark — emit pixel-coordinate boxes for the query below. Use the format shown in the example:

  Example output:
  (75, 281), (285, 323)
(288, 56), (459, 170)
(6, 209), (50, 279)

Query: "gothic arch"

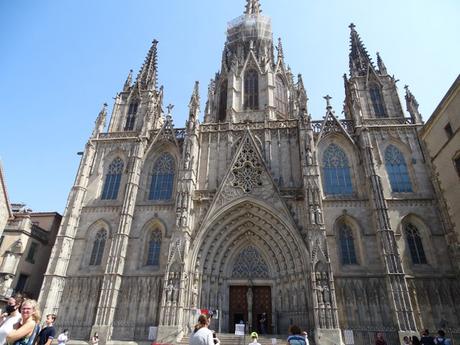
(81, 219), (112, 271)
(318, 137), (359, 197)
(333, 215), (365, 267)
(381, 140), (417, 193)
(139, 147), (179, 203)
(137, 218), (167, 270)
(398, 214), (433, 268)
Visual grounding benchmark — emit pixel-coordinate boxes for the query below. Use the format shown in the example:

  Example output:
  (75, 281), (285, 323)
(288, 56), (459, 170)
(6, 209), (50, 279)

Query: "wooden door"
(253, 286), (271, 334)
(229, 286), (248, 332)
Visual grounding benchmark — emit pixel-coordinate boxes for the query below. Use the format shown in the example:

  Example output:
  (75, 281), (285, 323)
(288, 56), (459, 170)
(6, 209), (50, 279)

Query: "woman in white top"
(189, 314), (213, 345)
(6, 299), (41, 345)
(0, 295), (23, 345)
(57, 329), (69, 345)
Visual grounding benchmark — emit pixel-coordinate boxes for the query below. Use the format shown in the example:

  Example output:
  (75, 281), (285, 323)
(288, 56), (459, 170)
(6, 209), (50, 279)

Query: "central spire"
(245, 0), (261, 15)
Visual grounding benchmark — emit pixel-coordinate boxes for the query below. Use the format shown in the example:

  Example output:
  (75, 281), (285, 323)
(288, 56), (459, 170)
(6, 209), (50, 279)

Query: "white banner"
(343, 329), (354, 345)
(148, 326), (158, 341)
(235, 324), (245, 336)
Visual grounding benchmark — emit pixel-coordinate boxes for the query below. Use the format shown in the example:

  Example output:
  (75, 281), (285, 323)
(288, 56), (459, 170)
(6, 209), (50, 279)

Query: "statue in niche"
(314, 206), (323, 224)
(306, 148), (313, 166)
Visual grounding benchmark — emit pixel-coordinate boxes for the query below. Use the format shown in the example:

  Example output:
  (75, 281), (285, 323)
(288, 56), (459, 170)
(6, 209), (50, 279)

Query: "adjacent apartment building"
(0, 204), (61, 300)
(420, 75), (460, 268)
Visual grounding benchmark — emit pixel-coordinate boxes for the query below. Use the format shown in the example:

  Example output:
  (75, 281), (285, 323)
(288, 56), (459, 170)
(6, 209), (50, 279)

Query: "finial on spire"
(136, 39), (159, 91)
(404, 85), (422, 123)
(166, 104), (174, 114)
(189, 81), (200, 108)
(277, 37), (284, 61)
(323, 95), (332, 109)
(245, 0), (261, 15)
(348, 23), (374, 77)
(376, 52), (387, 75)
(123, 69), (133, 91)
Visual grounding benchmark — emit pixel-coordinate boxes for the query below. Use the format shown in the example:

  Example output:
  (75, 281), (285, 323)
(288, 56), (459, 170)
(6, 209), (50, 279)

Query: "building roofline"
(421, 74), (460, 137)
(0, 160), (14, 220)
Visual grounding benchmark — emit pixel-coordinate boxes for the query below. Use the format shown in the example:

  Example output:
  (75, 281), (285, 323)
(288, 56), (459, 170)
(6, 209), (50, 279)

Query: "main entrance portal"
(229, 286), (272, 334)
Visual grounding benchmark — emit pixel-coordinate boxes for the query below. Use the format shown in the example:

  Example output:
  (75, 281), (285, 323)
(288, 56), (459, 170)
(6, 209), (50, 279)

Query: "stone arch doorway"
(189, 199), (313, 334)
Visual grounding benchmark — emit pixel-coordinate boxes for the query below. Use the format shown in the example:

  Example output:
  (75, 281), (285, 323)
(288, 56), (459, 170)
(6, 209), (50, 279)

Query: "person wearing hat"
(248, 332), (261, 345)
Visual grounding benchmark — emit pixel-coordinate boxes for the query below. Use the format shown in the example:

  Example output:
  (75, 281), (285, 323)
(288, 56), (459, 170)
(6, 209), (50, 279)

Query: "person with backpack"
(287, 325), (307, 345)
(434, 330), (452, 345)
(420, 330), (435, 345)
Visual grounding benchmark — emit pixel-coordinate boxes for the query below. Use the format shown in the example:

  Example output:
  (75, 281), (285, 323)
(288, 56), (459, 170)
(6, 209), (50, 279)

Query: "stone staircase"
(177, 333), (286, 345)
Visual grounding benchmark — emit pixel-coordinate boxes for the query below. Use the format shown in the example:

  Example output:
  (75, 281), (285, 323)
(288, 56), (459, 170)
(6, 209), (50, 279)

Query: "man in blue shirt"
(37, 314), (56, 345)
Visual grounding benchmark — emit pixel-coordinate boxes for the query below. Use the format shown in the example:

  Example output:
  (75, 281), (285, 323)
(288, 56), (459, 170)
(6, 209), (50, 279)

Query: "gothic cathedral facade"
(39, 1), (460, 345)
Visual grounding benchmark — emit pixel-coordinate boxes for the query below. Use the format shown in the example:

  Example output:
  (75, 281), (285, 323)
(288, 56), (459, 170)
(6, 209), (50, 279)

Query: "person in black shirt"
(37, 314), (56, 345)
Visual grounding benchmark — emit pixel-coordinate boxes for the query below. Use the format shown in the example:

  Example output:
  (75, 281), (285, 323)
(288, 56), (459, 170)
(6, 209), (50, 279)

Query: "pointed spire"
(123, 69), (133, 91)
(136, 39), (159, 91)
(404, 85), (422, 124)
(189, 81), (200, 108)
(245, 0), (261, 15)
(276, 37), (284, 61)
(376, 52), (387, 75)
(92, 103), (107, 137)
(348, 23), (374, 77)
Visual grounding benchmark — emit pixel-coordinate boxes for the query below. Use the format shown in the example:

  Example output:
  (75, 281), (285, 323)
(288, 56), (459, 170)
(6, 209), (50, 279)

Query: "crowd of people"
(0, 293), (97, 345)
(188, 314), (310, 345)
(376, 329), (453, 345)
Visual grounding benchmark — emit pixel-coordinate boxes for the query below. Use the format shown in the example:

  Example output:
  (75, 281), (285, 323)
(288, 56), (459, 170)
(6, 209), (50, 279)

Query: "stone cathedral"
(38, 1), (460, 345)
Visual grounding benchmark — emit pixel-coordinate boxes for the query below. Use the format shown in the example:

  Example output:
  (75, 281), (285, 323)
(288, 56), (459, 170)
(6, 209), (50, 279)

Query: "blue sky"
(0, 0), (459, 213)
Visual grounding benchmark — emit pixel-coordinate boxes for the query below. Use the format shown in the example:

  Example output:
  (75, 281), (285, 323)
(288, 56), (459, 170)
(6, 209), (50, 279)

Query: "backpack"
(288, 335), (307, 345)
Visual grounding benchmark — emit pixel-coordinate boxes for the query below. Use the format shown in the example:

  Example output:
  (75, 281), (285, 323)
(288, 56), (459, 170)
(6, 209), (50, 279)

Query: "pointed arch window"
(405, 223), (427, 264)
(149, 153), (175, 201)
(339, 222), (357, 265)
(385, 145), (412, 192)
(275, 75), (288, 116)
(322, 144), (353, 196)
(369, 85), (386, 117)
(146, 230), (162, 266)
(218, 80), (228, 121)
(244, 69), (259, 110)
(101, 157), (124, 200)
(124, 101), (139, 131)
(89, 229), (107, 266)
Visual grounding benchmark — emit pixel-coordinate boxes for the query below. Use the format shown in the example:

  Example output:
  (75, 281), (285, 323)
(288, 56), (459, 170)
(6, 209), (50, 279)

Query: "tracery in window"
(275, 75), (288, 116)
(218, 80), (228, 121)
(369, 85), (385, 117)
(124, 101), (138, 131)
(322, 144), (353, 196)
(101, 157), (124, 200)
(232, 245), (269, 278)
(90, 229), (107, 266)
(146, 230), (162, 266)
(244, 69), (259, 110)
(149, 153), (175, 201)
(385, 145), (412, 192)
(339, 222), (357, 265)
(405, 223), (427, 264)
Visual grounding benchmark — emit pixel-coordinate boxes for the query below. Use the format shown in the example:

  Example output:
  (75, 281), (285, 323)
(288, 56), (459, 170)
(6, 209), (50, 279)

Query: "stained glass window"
(322, 144), (353, 196)
(124, 101), (138, 131)
(90, 229), (107, 266)
(275, 75), (288, 115)
(218, 80), (228, 121)
(339, 223), (357, 265)
(244, 69), (259, 110)
(384, 145), (412, 192)
(405, 223), (427, 264)
(232, 245), (269, 278)
(101, 157), (124, 200)
(146, 230), (161, 266)
(369, 86), (385, 117)
(149, 153), (175, 201)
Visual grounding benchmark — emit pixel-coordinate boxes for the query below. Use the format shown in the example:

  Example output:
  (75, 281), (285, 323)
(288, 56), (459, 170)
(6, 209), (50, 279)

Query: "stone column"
(360, 129), (417, 340)
(91, 140), (146, 344)
(39, 140), (96, 316)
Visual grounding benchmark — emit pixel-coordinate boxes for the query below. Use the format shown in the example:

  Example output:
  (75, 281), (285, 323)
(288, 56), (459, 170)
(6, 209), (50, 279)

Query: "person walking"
(375, 333), (388, 345)
(189, 315), (213, 345)
(421, 330), (435, 345)
(287, 325), (307, 345)
(57, 330), (69, 345)
(434, 330), (452, 345)
(36, 314), (56, 345)
(91, 332), (99, 345)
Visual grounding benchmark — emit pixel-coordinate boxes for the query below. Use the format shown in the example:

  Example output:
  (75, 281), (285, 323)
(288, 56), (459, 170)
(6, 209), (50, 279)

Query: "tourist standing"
(57, 330), (69, 345)
(434, 330), (452, 345)
(0, 295), (23, 345)
(287, 325), (307, 345)
(421, 330), (435, 345)
(248, 332), (261, 345)
(36, 314), (56, 345)
(6, 299), (41, 345)
(375, 333), (388, 345)
(91, 332), (99, 345)
(189, 315), (213, 345)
